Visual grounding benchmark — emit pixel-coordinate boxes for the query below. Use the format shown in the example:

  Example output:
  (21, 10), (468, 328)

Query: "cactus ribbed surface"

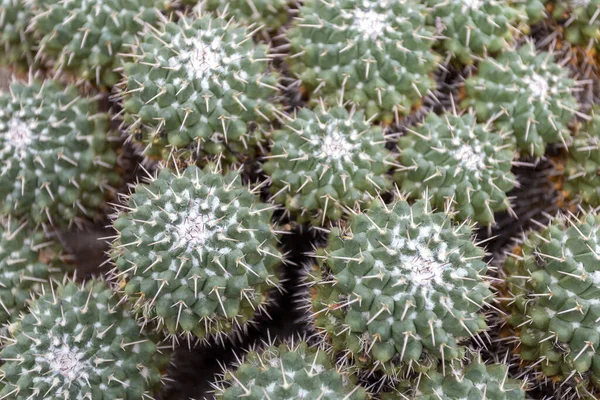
(0, 79), (119, 227)
(195, 0), (293, 31)
(552, 0), (600, 45)
(0, 0), (35, 66)
(311, 198), (492, 378)
(111, 165), (282, 338)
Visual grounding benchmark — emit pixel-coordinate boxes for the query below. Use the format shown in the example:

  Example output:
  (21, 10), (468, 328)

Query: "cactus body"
(0, 0), (35, 66)
(195, 0), (293, 31)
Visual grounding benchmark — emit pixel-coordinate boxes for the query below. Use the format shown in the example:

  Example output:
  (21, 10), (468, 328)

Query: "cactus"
(110, 165), (282, 339)
(310, 198), (492, 379)
(0, 218), (66, 325)
(564, 107), (600, 207)
(425, 0), (518, 64)
(0, 280), (164, 399)
(0, 0), (35, 66)
(194, 0), (294, 31)
(509, 0), (547, 25)
(0, 79), (119, 227)
(394, 112), (517, 225)
(214, 341), (369, 399)
(30, 0), (166, 87)
(262, 105), (392, 224)
(551, 0), (600, 46)
(286, 0), (438, 124)
(504, 212), (600, 393)
(121, 14), (279, 162)
(416, 357), (526, 399)
(463, 43), (578, 157)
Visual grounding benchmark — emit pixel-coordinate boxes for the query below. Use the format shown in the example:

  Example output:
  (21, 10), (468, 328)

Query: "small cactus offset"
(194, 0), (294, 31)
(551, 0), (600, 46)
(121, 14), (279, 162)
(0, 79), (120, 227)
(394, 112), (517, 225)
(262, 105), (393, 224)
(214, 341), (369, 399)
(416, 357), (526, 399)
(110, 165), (282, 339)
(30, 0), (167, 87)
(310, 198), (492, 379)
(564, 107), (600, 207)
(0, 0), (35, 66)
(0, 280), (164, 400)
(425, 0), (518, 64)
(0, 218), (66, 325)
(463, 43), (578, 157)
(504, 212), (600, 395)
(286, 0), (438, 124)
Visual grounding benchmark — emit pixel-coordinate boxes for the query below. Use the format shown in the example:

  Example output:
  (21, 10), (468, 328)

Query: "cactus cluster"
(551, 0), (600, 45)
(122, 15), (279, 161)
(394, 112), (517, 225)
(311, 198), (492, 377)
(0, 0), (35, 66)
(194, 0), (294, 31)
(286, 0), (438, 124)
(111, 165), (282, 338)
(463, 43), (578, 157)
(0, 79), (119, 227)
(0, 280), (164, 399)
(263, 105), (392, 224)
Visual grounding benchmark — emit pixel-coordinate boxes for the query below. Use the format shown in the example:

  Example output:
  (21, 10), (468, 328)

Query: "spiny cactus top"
(311, 198), (492, 376)
(195, 0), (294, 31)
(111, 165), (282, 338)
(0, 219), (65, 325)
(0, 0), (35, 66)
(416, 359), (525, 399)
(463, 43), (578, 157)
(286, 0), (438, 124)
(551, 0), (600, 45)
(505, 212), (600, 388)
(564, 108), (600, 207)
(122, 14), (279, 161)
(262, 106), (392, 224)
(215, 342), (369, 400)
(0, 79), (119, 227)
(0, 280), (164, 400)
(425, 0), (517, 64)
(394, 112), (516, 225)
(31, 0), (165, 87)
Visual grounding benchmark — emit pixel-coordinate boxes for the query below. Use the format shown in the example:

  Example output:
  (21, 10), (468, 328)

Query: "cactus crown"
(463, 43), (578, 157)
(286, 0), (437, 124)
(263, 105), (392, 224)
(311, 198), (492, 377)
(111, 165), (282, 338)
(505, 211), (600, 391)
(0, 79), (119, 227)
(395, 112), (516, 225)
(122, 14), (278, 160)
(0, 280), (164, 400)
(215, 341), (368, 399)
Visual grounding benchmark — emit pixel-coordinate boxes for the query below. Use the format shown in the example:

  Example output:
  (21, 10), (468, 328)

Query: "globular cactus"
(564, 107), (600, 207)
(30, 0), (166, 87)
(551, 0), (600, 46)
(0, 280), (164, 399)
(0, 218), (66, 325)
(463, 43), (578, 157)
(214, 341), (369, 399)
(416, 357), (526, 399)
(394, 112), (517, 226)
(0, 79), (119, 227)
(110, 165), (282, 339)
(504, 212), (600, 395)
(0, 0), (35, 66)
(425, 0), (518, 64)
(262, 105), (393, 225)
(286, 0), (438, 124)
(121, 14), (279, 161)
(310, 198), (492, 380)
(194, 0), (294, 31)
(509, 0), (546, 25)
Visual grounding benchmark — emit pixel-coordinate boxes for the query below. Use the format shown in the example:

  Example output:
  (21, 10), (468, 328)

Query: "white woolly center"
(45, 343), (90, 383)
(351, 9), (387, 39)
(407, 254), (446, 286)
(316, 120), (358, 160)
(188, 40), (223, 77)
(523, 72), (549, 100)
(168, 197), (221, 252)
(6, 118), (33, 153)
(461, 0), (484, 10)
(169, 32), (228, 84)
(453, 144), (486, 171)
